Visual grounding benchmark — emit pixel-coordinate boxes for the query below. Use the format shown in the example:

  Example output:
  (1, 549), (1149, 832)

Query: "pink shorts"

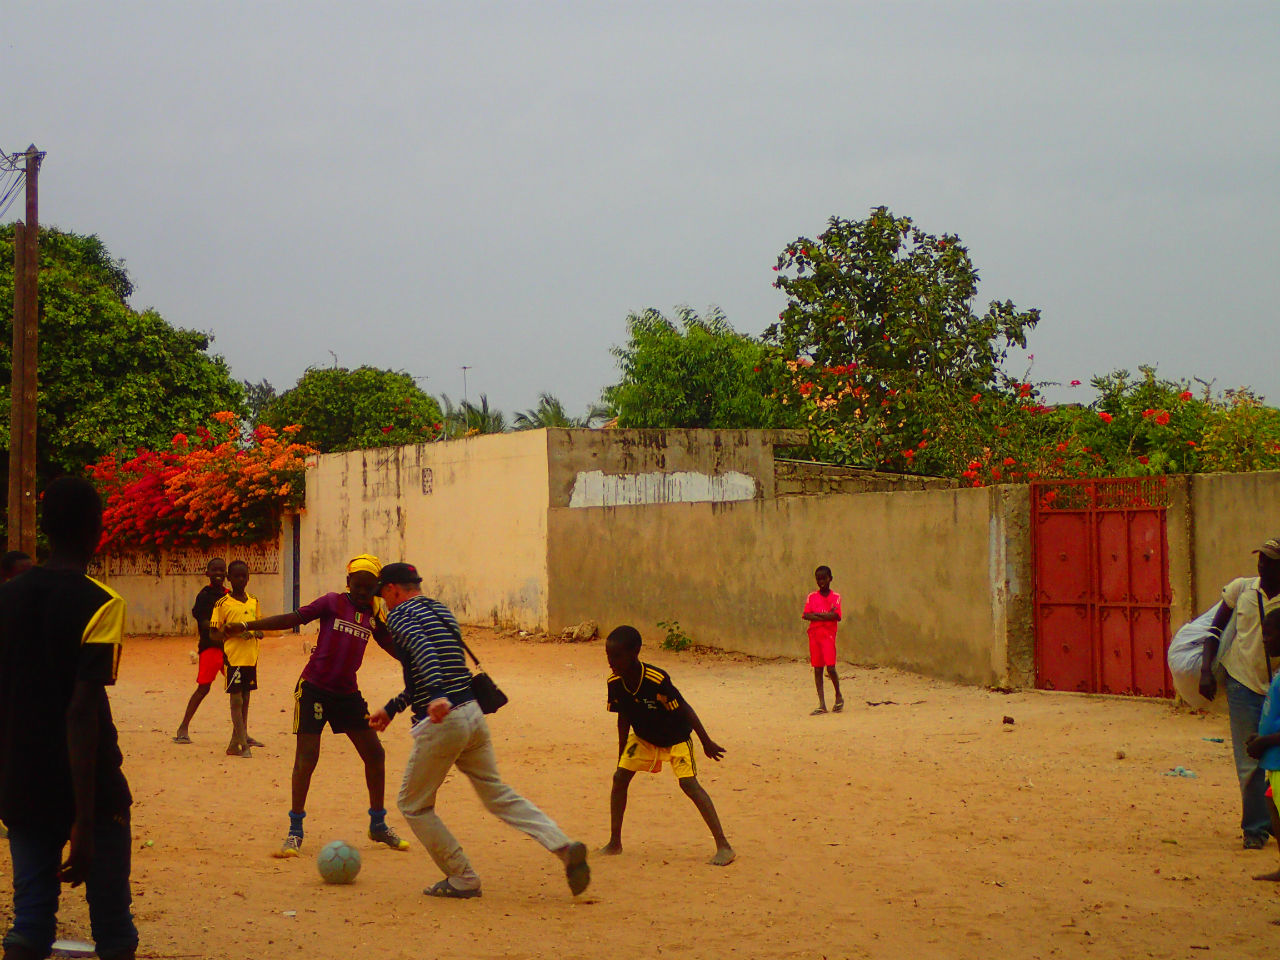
(809, 635), (837, 668)
(196, 647), (225, 685)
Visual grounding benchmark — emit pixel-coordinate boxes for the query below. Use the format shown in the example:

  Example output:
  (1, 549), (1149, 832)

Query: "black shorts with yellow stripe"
(293, 678), (370, 735)
(225, 664), (257, 693)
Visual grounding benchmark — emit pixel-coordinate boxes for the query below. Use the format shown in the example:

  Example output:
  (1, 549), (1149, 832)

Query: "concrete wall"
(1188, 470), (1280, 611)
(94, 538), (289, 636)
(545, 428), (802, 507)
(775, 459), (957, 496)
(299, 432), (550, 629)
(547, 484), (1033, 687)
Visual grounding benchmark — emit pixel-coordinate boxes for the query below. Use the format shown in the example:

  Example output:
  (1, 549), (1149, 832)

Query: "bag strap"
(1260, 589), (1273, 684)
(422, 598), (483, 669)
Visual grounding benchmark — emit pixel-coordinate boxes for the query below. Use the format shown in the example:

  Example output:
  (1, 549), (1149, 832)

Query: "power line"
(0, 170), (24, 220)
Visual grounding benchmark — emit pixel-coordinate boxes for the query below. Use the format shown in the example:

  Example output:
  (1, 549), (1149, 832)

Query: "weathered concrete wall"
(1165, 475), (1196, 631)
(299, 433), (550, 629)
(94, 539), (288, 636)
(775, 459), (957, 496)
(1188, 470), (1280, 611)
(547, 485), (1030, 687)
(545, 428), (803, 508)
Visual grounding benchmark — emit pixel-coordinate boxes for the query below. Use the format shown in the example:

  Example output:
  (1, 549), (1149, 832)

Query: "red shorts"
(809, 635), (837, 668)
(196, 647), (225, 685)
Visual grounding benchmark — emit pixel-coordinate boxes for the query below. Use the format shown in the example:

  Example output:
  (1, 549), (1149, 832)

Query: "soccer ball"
(317, 840), (361, 884)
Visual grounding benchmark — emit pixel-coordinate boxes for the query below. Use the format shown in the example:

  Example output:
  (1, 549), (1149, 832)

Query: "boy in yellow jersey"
(211, 560), (263, 758)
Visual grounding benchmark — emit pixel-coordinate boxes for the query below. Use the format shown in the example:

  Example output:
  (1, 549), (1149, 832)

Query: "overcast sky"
(4, 2), (1277, 417)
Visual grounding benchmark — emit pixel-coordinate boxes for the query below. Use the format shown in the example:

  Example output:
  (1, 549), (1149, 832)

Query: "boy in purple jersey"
(225, 554), (410, 858)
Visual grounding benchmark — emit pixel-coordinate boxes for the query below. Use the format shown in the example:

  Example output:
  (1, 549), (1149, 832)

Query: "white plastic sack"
(1168, 602), (1234, 712)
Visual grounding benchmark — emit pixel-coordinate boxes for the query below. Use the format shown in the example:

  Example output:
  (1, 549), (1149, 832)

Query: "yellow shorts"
(1267, 769), (1280, 799)
(617, 732), (697, 778)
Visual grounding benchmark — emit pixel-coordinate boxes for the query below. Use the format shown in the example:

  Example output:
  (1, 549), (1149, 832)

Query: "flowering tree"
(89, 412), (316, 552)
(765, 208), (1039, 469)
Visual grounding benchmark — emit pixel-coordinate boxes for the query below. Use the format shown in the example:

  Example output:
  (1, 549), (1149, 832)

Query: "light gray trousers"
(398, 699), (569, 890)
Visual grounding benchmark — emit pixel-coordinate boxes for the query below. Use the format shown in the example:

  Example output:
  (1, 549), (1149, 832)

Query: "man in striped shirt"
(367, 562), (590, 899)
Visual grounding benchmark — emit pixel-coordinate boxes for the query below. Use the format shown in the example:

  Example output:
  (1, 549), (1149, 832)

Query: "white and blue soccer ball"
(317, 840), (361, 884)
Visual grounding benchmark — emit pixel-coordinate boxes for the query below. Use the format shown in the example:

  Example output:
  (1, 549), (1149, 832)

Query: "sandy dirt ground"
(3, 627), (1279, 960)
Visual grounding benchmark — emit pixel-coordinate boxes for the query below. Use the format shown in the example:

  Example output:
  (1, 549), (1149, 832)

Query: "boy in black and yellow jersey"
(600, 625), (735, 866)
(0, 477), (138, 960)
(211, 560), (263, 758)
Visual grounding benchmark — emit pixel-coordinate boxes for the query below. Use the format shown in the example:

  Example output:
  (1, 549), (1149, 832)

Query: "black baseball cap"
(378, 562), (423, 589)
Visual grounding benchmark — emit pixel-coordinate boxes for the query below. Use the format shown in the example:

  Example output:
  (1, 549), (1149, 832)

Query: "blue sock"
(288, 810), (305, 838)
(369, 808), (387, 831)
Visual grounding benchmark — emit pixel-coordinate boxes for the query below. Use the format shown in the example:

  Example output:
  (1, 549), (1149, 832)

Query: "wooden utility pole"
(7, 145), (42, 555)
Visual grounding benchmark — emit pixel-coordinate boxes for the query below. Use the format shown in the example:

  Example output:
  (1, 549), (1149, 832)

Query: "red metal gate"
(1031, 478), (1173, 697)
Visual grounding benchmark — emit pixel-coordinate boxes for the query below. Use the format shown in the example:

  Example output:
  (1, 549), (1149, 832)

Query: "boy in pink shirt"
(803, 565), (844, 715)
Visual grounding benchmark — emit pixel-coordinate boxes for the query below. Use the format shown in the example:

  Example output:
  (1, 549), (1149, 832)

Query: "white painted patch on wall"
(569, 470), (757, 508)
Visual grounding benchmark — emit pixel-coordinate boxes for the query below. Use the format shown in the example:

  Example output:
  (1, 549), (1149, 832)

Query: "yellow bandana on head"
(346, 554), (381, 577)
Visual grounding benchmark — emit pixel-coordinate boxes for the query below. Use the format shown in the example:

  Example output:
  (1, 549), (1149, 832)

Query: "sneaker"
(370, 825), (410, 851)
(1244, 834), (1268, 850)
(274, 834), (303, 858)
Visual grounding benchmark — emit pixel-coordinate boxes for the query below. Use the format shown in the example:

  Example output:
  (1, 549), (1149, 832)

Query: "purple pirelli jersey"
(297, 592), (390, 695)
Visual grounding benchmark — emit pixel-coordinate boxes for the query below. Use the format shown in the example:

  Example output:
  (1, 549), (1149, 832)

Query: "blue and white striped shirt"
(383, 596), (474, 723)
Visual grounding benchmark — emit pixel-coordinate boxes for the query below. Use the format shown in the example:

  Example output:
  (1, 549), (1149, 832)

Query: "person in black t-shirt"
(0, 477), (138, 960)
(172, 558), (228, 744)
(600, 625), (735, 866)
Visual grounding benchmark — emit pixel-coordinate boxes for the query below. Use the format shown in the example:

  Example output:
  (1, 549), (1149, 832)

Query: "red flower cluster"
(89, 413), (316, 553)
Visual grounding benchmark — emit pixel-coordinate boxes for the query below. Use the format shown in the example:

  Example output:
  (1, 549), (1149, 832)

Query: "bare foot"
(709, 846), (736, 866)
(599, 842), (623, 856)
(226, 745), (251, 758)
(1253, 869), (1280, 881)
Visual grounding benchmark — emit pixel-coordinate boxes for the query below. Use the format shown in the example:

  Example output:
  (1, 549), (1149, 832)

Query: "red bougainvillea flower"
(1002, 457), (1016, 466)
(1070, 380), (1081, 387)
(1154, 411), (1170, 426)
(753, 366), (761, 373)
(1187, 440), (1197, 447)
(1137, 455), (1149, 464)
(172, 433), (188, 447)
(381, 425), (393, 434)
(798, 383), (814, 397)
(1141, 409), (1155, 419)
(1179, 390), (1193, 401)
(990, 468), (1003, 481)
(970, 394), (982, 404)
(903, 449), (915, 458)
(1056, 442), (1068, 452)
(917, 440), (928, 449)
(1018, 383), (1032, 397)
(1098, 412), (1113, 423)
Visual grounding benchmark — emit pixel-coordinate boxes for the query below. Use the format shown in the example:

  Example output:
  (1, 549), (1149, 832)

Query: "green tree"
(260, 366), (443, 452)
(242, 378), (277, 426)
(765, 208), (1040, 469)
(437, 394), (506, 437)
(0, 226), (245, 489)
(512, 393), (593, 429)
(604, 306), (793, 429)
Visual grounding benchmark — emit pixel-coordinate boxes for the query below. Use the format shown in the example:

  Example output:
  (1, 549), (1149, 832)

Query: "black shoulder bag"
(462, 639), (509, 714)
(423, 600), (508, 714)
